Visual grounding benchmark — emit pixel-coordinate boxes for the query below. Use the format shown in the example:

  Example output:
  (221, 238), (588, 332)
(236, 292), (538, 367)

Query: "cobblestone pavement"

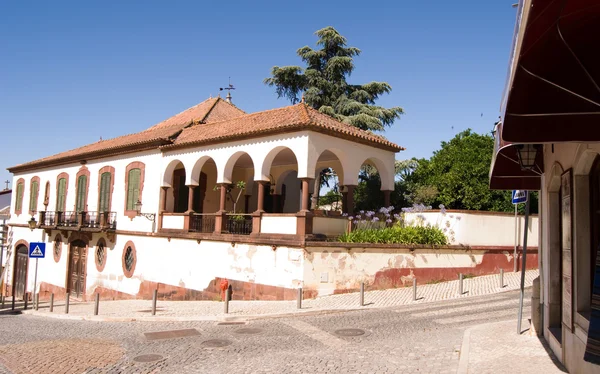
(0, 288), (563, 373)
(463, 320), (567, 373)
(14, 270), (539, 321)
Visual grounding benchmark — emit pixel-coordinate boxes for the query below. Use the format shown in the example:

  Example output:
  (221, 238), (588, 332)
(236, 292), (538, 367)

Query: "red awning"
(490, 123), (543, 190)
(502, 0), (600, 143)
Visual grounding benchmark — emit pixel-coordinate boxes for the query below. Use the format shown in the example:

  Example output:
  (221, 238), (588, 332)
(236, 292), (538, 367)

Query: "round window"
(95, 239), (107, 272)
(122, 241), (136, 278)
(53, 235), (62, 263)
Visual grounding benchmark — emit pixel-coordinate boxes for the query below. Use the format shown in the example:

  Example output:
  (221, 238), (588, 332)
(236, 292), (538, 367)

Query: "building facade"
(490, 1), (600, 372)
(4, 97), (400, 302)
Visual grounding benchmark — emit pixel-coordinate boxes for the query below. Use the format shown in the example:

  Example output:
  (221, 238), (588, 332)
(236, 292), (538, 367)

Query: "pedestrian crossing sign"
(29, 242), (46, 258)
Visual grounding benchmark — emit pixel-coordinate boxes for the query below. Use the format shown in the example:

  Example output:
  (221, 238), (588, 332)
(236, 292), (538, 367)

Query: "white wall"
(313, 217), (348, 236)
(403, 211), (539, 247)
(261, 215), (296, 235)
(6, 226), (305, 298)
(9, 150), (161, 234)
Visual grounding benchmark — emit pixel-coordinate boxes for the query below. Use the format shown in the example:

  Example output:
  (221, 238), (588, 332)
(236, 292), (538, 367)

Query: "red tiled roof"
(166, 103), (403, 152)
(8, 100), (402, 173)
(8, 98), (245, 172)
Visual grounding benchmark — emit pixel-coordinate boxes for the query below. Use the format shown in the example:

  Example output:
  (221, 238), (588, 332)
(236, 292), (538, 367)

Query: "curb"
(20, 306), (365, 322)
(457, 326), (472, 374)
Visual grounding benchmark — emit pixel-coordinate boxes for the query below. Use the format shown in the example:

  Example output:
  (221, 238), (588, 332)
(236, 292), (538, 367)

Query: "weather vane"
(220, 77), (235, 103)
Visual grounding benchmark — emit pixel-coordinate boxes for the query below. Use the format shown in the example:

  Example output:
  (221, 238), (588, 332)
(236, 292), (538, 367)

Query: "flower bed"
(339, 204), (452, 245)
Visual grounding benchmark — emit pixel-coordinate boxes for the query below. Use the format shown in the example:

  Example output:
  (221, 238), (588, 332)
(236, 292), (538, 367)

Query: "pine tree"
(264, 26), (403, 132)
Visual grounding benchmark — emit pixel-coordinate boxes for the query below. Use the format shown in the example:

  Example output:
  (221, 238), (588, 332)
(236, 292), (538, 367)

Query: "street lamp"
(135, 200), (155, 221)
(516, 144), (540, 170)
(28, 216), (37, 231)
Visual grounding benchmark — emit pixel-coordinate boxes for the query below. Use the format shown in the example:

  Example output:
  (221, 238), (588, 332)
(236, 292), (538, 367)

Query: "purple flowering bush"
(339, 204), (448, 245)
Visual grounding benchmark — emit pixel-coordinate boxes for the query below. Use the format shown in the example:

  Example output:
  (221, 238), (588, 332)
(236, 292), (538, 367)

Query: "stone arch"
(547, 162), (564, 192)
(221, 151), (257, 184)
(162, 159), (185, 187)
(574, 145), (600, 176)
(258, 146), (303, 182)
(189, 155), (217, 186)
(307, 147), (349, 182)
(347, 156), (394, 191)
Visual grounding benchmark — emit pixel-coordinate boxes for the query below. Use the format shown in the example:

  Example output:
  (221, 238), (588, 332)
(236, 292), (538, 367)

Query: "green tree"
(264, 26), (404, 131)
(405, 129), (537, 213)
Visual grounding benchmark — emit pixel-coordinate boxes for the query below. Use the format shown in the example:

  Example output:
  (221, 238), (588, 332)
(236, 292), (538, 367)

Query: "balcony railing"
(225, 214), (253, 235)
(39, 211), (116, 230)
(189, 214), (216, 233)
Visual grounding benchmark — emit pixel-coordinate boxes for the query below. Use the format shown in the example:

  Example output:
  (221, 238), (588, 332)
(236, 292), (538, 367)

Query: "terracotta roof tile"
(9, 98), (245, 172)
(167, 103), (403, 152)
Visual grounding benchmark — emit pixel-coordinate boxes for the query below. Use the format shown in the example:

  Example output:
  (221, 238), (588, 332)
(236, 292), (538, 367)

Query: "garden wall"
(303, 244), (538, 297)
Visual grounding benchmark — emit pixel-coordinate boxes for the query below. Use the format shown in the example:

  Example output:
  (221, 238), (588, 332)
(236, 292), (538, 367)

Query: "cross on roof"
(4, 180), (9, 190)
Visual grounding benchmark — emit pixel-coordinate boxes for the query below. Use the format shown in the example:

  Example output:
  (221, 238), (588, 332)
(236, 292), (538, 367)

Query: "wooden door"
(13, 245), (28, 300)
(68, 242), (87, 299)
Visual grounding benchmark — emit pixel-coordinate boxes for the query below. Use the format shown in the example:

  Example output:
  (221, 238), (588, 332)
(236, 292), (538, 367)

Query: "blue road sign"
(29, 242), (46, 258)
(512, 190), (528, 204)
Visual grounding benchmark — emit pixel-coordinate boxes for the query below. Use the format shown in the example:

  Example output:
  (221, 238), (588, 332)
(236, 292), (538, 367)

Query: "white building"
(490, 0), (600, 372)
(4, 97), (400, 302)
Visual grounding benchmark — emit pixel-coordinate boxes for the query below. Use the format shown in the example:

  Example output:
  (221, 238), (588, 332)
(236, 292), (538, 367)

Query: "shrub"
(338, 225), (448, 245)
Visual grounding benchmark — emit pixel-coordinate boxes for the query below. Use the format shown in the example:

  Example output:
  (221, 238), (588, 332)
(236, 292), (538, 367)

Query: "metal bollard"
(35, 293), (39, 311)
(24, 293), (29, 310)
(413, 278), (417, 301)
(499, 269), (504, 288)
(65, 292), (70, 314)
(152, 289), (158, 316)
(11, 295), (15, 310)
(359, 282), (365, 306)
(297, 287), (303, 309)
(50, 293), (54, 312)
(459, 273), (464, 295)
(224, 288), (231, 314)
(94, 293), (100, 316)
(1, 295), (4, 308)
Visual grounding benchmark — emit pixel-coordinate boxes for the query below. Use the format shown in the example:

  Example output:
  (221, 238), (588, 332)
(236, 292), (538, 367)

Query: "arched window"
(75, 167), (90, 212)
(43, 181), (50, 207)
(99, 172), (111, 212)
(124, 162), (145, 217)
(14, 178), (24, 215)
(127, 168), (141, 211)
(56, 173), (69, 212)
(76, 175), (87, 212)
(29, 177), (40, 214)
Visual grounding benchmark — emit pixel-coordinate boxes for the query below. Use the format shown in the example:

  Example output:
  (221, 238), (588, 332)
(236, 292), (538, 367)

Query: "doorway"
(13, 245), (28, 300)
(67, 240), (87, 299)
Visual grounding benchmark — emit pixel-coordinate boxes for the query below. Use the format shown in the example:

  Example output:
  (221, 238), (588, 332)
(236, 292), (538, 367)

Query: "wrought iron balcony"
(225, 214), (253, 235)
(39, 211), (117, 231)
(189, 213), (216, 233)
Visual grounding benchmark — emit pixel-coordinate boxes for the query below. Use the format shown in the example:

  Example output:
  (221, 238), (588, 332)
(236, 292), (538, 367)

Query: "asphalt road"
(0, 289), (533, 374)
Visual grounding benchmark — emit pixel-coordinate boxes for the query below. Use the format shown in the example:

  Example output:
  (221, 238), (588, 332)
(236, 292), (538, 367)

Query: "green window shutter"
(99, 172), (111, 212)
(16, 183), (23, 211)
(76, 175), (87, 212)
(127, 168), (141, 211)
(29, 181), (38, 212)
(56, 178), (66, 212)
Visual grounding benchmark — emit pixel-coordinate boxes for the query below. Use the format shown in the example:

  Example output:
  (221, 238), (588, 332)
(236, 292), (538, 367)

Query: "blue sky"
(0, 0), (518, 188)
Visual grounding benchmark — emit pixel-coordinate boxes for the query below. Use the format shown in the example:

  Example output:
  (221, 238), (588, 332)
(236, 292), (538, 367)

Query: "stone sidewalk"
(458, 319), (567, 373)
(16, 269), (539, 321)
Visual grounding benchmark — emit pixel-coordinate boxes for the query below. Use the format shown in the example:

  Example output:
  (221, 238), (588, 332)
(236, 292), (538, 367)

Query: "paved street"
(11, 270), (539, 321)
(0, 288), (565, 374)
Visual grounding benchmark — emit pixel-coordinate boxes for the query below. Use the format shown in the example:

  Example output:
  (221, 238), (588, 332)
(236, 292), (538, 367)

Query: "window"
(99, 172), (112, 212)
(15, 178), (24, 215)
(95, 238), (107, 272)
(29, 177), (40, 214)
(127, 169), (141, 211)
(56, 173), (68, 212)
(75, 166), (90, 213)
(76, 175), (87, 212)
(122, 240), (136, 277)
(43, 181), (50, 207)
(124, 162), (145, 218)
(53, 234), (62, 263)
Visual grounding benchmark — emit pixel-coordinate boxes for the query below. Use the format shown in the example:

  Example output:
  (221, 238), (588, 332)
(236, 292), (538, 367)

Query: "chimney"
(225, 91), (232, 104)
